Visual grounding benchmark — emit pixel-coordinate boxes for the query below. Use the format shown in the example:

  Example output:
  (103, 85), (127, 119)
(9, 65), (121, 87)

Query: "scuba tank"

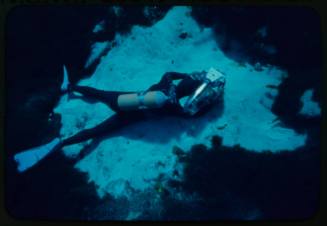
(117, 91), (168, 111)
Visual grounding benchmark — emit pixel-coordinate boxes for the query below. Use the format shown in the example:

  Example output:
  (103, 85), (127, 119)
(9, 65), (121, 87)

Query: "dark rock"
(179, 32), (188, 39)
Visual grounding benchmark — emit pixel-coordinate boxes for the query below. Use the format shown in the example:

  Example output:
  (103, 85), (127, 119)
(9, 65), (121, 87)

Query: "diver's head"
(182, 67), (225, 116)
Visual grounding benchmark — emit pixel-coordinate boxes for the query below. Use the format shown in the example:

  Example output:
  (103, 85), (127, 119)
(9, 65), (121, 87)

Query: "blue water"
(5, 6), (321, 220)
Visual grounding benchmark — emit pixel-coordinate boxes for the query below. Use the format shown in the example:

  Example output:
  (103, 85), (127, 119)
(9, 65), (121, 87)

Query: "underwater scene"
(5, 6), (321, 220)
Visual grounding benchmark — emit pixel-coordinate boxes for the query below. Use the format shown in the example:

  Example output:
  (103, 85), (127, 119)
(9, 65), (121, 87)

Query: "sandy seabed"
(53, 7), (315, 203)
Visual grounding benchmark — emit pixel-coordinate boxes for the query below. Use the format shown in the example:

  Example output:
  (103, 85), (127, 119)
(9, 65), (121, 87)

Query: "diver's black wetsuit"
(61, 72), (204, 147)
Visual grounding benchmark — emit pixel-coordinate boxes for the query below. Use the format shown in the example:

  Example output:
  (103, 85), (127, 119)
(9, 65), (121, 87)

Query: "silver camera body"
(183, 68), (225, 115)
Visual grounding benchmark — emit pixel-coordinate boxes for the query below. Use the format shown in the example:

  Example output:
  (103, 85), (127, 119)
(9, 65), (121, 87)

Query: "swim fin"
(14, 138), (62, 173)
(61, 65), (70, 92)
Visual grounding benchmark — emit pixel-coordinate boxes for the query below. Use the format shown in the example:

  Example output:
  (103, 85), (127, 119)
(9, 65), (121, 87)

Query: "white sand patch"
(299, 89), (321, 117)
(112, 6), (123, 17)
(84, 41), (111, 69)
(92, 20), (105, 33)
(54, 6), (307, 199)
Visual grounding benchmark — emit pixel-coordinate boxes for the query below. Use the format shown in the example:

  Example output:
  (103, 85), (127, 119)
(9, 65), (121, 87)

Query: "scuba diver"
(14, 66), (226, 173)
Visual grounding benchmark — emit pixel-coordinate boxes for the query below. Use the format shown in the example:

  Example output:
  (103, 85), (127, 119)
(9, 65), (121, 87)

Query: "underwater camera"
(182, 67), (226, 115)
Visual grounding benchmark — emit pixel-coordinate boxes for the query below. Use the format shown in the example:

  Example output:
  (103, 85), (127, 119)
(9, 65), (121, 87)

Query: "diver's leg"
(61, 114), (123, 146)
(13, 112), (146, 172)
(71, 85), (132, 112)
(61, 112), (145, 146)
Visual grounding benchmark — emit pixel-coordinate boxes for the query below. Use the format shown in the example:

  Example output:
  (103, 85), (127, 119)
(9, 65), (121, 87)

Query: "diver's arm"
(147, 72), (188, 92)
(189, 71), (207, 81)
(163, 72), (189, 80)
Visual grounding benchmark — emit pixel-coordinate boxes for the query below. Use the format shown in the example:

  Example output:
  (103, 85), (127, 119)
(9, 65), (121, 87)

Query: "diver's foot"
(61, 65), (70, 92)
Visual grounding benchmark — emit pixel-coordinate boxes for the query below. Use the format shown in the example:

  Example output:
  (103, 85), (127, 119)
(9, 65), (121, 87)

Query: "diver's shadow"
(76, 99), (225, 160)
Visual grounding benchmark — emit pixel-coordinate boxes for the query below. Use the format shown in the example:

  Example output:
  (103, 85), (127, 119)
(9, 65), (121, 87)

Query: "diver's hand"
(189, 71), (207, 81)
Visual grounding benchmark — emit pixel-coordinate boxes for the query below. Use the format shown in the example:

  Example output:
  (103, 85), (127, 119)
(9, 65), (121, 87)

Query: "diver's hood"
(182, 67), (225, 115)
